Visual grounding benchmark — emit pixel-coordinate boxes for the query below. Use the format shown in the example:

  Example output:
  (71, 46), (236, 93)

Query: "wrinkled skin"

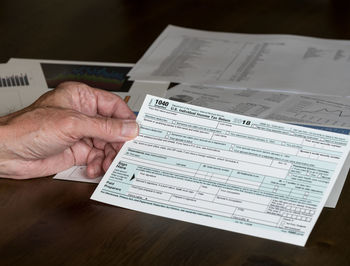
(0, 82), (138, 179)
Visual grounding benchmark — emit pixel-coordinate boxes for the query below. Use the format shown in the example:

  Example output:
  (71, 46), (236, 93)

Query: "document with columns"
(92, 95), (350, 246)
(129, 25), (350, 97)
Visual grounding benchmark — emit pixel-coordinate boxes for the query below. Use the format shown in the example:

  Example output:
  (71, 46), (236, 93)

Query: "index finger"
(92, 88), (136, 119)
(36, 82), (136, 120)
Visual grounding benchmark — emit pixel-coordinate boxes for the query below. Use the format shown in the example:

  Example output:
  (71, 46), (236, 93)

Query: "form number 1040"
(155, 99), (169, 107)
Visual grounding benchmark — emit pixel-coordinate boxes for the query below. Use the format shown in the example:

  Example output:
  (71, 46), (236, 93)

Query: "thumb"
(67, 115), (139, 142)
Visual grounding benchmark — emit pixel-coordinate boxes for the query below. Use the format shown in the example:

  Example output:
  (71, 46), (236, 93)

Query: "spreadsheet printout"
(91, 95), (350, 246)
(166, 84), (350, 133)
(129, 25), (350, 97)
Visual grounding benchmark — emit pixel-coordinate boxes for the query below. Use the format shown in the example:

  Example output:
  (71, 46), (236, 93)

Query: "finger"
(91, 88), (136, 119)
(86, 148), (104, 178)
(67, 114), (139, 143)
(57, 82), (135, 119)
(112, 142), (125, 153)
(69, 139), (94, 165)
(93, 138), (107, 150)
(102, 143), (117, 172)
(82, 137), (93, 147)
(37, 82), (136, 119)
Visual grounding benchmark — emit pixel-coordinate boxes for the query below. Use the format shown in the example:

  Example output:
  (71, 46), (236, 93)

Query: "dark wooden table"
(1, 0), (350, 265)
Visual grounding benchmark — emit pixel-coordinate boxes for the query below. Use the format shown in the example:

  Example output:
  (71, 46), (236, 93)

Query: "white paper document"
(0, 62), (47, 116)
(166, 84), (285, 118)
(166, 84), (350, 134)
(264, 94), (350, 131)
(129, 25), (350, 96)
(92, 95), (350, 246)
(54, 166), (102, 184)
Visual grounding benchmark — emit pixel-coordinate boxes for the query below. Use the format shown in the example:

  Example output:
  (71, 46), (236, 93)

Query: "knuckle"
(101, 117), (115, 137)
(57, 110), (82, 134)
(57, 81), (80, 90)
(57, 81), (92, 96)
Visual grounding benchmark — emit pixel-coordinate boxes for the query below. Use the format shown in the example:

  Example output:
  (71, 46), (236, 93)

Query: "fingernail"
(121, 120), (139, 138)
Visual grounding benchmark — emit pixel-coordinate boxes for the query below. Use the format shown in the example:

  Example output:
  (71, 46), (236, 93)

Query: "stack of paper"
(92, 26), (350, 245)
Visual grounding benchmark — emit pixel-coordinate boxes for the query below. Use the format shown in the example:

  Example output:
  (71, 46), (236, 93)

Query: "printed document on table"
(165, 84), (350, 207)
(129, 25), (350, 96)
(0, 62), (47, 116)
(166, 84), (294, 121)
(54, 166), (102, 184)
(92, 95), (350, 246)
(166, 84), (350, 133)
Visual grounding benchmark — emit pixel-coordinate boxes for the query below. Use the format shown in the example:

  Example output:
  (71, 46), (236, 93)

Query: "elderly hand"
(0, 82), (138, 179)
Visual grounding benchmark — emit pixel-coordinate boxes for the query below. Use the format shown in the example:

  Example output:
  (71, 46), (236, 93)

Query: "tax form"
(91, 95), (350, 246)
(129, 25), (350, 97)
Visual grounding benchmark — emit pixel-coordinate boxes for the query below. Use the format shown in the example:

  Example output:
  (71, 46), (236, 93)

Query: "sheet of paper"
(166, 84), (293, 119)
(165, 84), (350, 207)
(166, 84), (350, 133)
(54, 166), (102, 183)
(0, 63), (47, 116)
(91, 95), (350, 246)
(129, 25), (350, 96)
(264, 94), (350, 132)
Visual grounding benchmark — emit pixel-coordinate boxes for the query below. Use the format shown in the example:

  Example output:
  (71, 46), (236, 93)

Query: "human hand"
(0, 82), (138, 179)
